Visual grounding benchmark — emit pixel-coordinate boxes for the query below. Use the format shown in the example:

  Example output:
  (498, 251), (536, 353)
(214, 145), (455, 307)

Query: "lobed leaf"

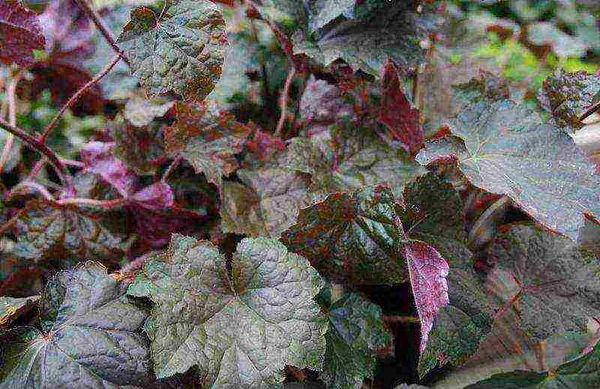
(0, 0), (45, 66)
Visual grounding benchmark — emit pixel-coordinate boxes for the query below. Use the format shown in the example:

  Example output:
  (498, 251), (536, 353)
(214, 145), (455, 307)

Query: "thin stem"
(74, 0), (130, 66)
(8, 181), (55, 202)
(40, 54), (121, 143)
(119, 252), (153, 274)
(275, 66), (296, 137)
(161, 155), (182, 182)
(0, 118), (71, 187)
(0, 73), (21, 173)
(580, 100), (600, 122)
(56, 197), (127, 209)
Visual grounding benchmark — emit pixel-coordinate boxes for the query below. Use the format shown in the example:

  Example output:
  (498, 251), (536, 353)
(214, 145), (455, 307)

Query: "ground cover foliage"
(0, 0), (599, 387)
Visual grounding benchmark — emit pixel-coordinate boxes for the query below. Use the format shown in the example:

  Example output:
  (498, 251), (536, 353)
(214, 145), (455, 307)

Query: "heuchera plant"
(0, 0), (599, 388)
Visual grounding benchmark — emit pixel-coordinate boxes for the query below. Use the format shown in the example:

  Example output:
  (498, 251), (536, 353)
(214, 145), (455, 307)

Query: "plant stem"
(0, 118), (72, 187)
(119, 252), (153, 274)
(41, 54), (121, 144)
(0, 73), (21, 173)
(56, 197), (127, 209)
(74, 0), (130, 66)
(275, 67), (296, 137)
(161, 155), (182, 182)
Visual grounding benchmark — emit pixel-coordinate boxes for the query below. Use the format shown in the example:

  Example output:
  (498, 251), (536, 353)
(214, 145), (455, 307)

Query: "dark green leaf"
(0, 263), (150, 388)
(127, 234), (327, 385)
(117, 0), (227, 100)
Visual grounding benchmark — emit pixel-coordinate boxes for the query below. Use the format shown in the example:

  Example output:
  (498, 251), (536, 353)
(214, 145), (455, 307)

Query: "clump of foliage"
(0, 0), (599, 388)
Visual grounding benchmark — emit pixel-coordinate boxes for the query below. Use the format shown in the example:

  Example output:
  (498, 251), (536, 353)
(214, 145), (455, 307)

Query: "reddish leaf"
(379, 61), (423, 154)
(404, 241), (450, 353)
(0, 0), (45, 66)
(246, 129), (285, 162)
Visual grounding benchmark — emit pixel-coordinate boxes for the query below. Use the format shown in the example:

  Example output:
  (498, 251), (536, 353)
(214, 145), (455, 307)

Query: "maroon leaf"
(379, 61), (423, 155)
(404, 241), (450, 353)
(0, 0), (45, 66)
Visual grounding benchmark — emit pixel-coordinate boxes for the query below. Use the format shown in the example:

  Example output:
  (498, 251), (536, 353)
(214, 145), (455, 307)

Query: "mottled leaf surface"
(538, 70), (600, 130)
(0, 0), (45, 66)
(467, 342), (600, 388)
(127, 235), (327, 386)
(487, 224), (600, 343)
(417, 97), (600, 240)
(117, 0), (227, 100)
(0, 296), (39, 328)
(0, 263), (150, 388)
(307, 0), (355, 32)
(321, 293), (392, 389)
(124, 92), (174, 127)
(14, 201), (127, 262)
(220, 168), (313, 237)
(282, 185), (408, 285)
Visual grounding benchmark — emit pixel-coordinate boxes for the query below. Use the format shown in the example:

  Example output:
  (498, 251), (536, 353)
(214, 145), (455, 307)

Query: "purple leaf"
(81, 141), (137, 196)
(404, 241), (450, 353)
(0, 0), (45, 66)
(131, 182), (174, 211)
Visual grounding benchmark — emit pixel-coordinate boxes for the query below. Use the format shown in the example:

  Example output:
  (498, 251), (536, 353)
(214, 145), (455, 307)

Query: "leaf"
(117, 0), (228, 100)
(165, 102), (252, 187)
(293, 2), (433, 76)
(14, 201), (127, 262)
(282, 185), (409, 285)
(321, 293), (392, 389)
(81, 141), (137, 196)
(416, 94), (600, 241)
(130, 182), (174, 211)
(487, 224), (600, 343)
(284, 132), (426, 200)
(0, 0), (45, 66)
(127, 234), (327, 385)
(0, 263), (150, 388)
(527, 22), (589, 58)
(379, 61), (423, 155)
(404, 241), (449, 353)
(112, 122), (167, 176)
(124, 92), (174, 127)
(0, 295), (39, 328)
(307, 0), (356, 32)
(538, 70), (600, 130)
(220, 167), (313, 237)
(466, 342), (600, 388)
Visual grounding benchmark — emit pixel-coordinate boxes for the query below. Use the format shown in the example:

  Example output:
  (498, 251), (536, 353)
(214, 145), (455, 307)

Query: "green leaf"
(220, 168), (314, 237)
(14, 201), (127, 262)
(0, 263), (150, 388)
(117, 0), (227, 100)
(487, 224), (600, 343)
(0, 296), (39, 328)
(128, 234), (327, 386)
(282, 185), (408, 285)
(467, 342), (600, 388)
(284, 133), (426, 200)
(417, 95), (600, 241)
(321, 293), (392, 389)
(293, 2), (433, 76)
(307, 0), (356, 32)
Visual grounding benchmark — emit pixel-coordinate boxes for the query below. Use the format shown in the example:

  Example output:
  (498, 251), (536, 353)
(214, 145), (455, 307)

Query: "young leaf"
(0, 295), (39, 328)
(0, 0), (45, 66)
(467, 342), (600, 388)
(0, 263), (150, 388)
(417, 96), (600, 240)
(321, 293), (392, 389)
(220, 168), (313, 237)
(379, 61), (423, 155)
(487, 224), (600, 343)
(538, 70), (600, 130)
(117, 0), (228, 100)
(127, 234), (327, 385)
(13, 201), (127, 262)
(282, 185), (409, 285)
(81, 141), (137, 196)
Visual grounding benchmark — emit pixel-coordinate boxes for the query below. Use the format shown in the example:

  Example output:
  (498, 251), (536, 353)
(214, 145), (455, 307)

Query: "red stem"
(275, 67), (296, 137)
